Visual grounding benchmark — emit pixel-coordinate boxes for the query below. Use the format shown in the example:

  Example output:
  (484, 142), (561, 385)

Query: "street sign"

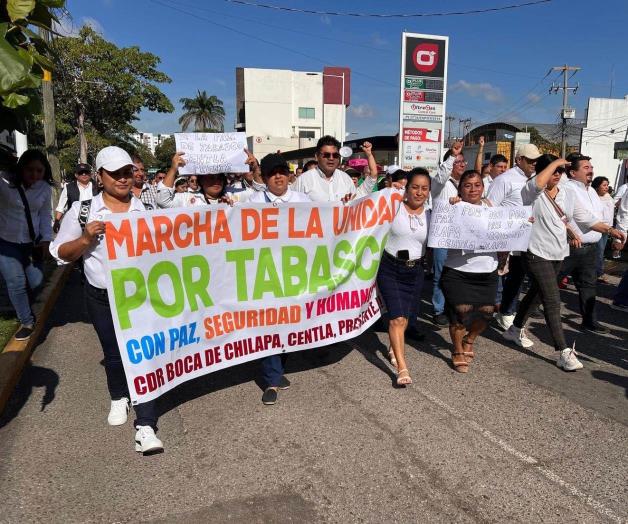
(398, 33), (448, 174)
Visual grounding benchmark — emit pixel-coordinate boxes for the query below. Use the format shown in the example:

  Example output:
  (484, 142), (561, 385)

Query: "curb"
(0, 263), (73, 415)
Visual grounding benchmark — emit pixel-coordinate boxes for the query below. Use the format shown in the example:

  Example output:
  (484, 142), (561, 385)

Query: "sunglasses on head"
(319, 152), (341, 159)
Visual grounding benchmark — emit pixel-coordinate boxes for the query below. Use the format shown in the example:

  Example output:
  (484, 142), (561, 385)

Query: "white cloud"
(451, 80), (504, 103)
(371, 32), (388, 47)
(526, 93), (542, 103)
(349, 104), (375, 119)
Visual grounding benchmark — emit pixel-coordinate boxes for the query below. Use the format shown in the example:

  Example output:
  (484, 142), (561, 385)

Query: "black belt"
(383, 250), (424, 268)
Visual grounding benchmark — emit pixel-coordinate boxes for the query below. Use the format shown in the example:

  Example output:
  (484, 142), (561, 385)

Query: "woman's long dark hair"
(16, 149), (54, 186)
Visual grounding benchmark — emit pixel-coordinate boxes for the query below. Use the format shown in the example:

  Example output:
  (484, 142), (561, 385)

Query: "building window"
(299, 130), (315, 139)
(299, 107), (315, 119)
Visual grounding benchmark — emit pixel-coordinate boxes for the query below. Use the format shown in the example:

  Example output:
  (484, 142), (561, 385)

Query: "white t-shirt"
(486, 165), (529, 207)
(247, 188), (311, 204)
(55, 181), (94, 213)
(384, 204), (430, 260)
(565, 180), (602, 244)
(292, 167), (375, 202)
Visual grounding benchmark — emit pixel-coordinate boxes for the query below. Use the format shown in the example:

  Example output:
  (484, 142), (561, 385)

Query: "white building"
(235, 66), (350, 157)
(580, 96), (628, 188)
(131, 132), (172, 155)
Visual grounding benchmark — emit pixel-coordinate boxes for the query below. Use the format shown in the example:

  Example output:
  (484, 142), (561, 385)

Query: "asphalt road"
(0, 269), (626, 523)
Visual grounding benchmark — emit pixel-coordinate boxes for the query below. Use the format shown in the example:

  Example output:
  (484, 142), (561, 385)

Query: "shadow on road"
(591, 370), (628, 399)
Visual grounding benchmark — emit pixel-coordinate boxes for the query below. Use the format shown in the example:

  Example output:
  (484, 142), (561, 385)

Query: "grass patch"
(0, 313), (19, 350)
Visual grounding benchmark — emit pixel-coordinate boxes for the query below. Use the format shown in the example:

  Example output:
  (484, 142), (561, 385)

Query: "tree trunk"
(78, 105), (88, 163)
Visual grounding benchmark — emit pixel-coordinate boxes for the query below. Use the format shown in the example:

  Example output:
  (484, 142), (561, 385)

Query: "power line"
(225, 0), (553, 18)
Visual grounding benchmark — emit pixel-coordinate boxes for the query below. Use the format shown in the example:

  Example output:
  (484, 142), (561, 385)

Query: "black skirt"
(376, 251), (425, 319)
(440, 266), (498, 307)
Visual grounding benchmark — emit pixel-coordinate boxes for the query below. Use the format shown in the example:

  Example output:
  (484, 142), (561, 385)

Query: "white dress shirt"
(613, 183), (627, 204)
(0, 174), (53, 244)
(155, 182), (233, 207)
(49, 194), (145, 289)
(486, 165), (529, 207)
(598, 193), (615, 227)
(384, 204), (430, 260)
(521, 178), (598, 261)
(565, 180), (602, 244)
(292, 167), (375, 202)
(482, 175), (496, 198)
(55, 181), (94, 213)
(248, 188), (311, 204)
(616, 190), (628, 234)
(431, 156), (458, 203)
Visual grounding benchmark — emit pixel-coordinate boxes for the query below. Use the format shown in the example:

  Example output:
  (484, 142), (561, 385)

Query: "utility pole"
(459, 118), (472, 145)
(40, 28), (62, 202)
(550, 64), (580, 157)
(446, 115), (455, 144)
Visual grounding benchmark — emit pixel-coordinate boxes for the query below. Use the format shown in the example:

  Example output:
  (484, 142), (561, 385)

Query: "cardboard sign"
(175, 132), (248, 175)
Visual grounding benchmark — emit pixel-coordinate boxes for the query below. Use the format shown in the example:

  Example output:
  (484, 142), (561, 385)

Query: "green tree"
(0, 0), (65, 133)
(154, 135), (175, 168)
(179, 90), (225, 132)
(51, 25), (174, 163)
(528, 127), (561, 156)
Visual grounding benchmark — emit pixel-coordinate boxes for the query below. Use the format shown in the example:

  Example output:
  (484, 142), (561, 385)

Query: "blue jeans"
(259, 354), (287, 388)
(596, 234), (608, 277)
(614, 270), (628, 306)
(431, 248), (448, 315)
(0, 238), (43, 326)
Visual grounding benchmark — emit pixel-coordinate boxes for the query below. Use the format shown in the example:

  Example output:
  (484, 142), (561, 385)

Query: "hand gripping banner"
(103, 189), (402, 403)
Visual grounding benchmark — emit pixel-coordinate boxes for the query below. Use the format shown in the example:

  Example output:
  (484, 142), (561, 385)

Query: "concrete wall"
(581, 96), (628, 188)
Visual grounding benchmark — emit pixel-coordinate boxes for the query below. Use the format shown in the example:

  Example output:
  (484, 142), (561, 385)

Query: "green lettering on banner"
(331, 240), (355, 287)
(111, 267), (146, 330)
(309, 245), (334, 294)
(148, 261), (185, 319)
(355, 236), (381, 280)
(282, 245), (308, 296)
(253, 248), (284, 299)
(225, 248), (254, 301)
(181, 255), (213, 310)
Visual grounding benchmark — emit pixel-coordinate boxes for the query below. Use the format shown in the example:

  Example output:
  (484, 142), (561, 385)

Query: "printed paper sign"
(174, 132), (248, 175)
(402, 128), (441, 142)
(403, 102), (443, 117)
(103, 190), (403, 404)
(427, 201), (533, 252)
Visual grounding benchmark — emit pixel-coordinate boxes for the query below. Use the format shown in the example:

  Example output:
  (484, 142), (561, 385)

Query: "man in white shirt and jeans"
(488, 143), (542, 330)
(561, 153), (609, 333)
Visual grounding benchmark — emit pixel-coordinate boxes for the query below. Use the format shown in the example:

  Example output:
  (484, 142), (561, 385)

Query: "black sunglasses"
(319, 152), (341, 159)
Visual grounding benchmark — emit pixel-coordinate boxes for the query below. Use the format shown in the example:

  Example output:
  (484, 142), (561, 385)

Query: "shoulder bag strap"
(78, 199), (92, 231)
(15, 184), (37, 242)
(543, 189), (578, 241)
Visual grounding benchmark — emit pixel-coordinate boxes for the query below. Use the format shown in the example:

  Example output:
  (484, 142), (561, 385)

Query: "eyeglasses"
(453, 160), (468, 165)
(523, 157), (538, 165)
(319, 152), (341, 159)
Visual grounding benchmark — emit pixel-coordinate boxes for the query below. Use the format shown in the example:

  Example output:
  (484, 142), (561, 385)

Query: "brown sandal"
(452, 352), (469, 373)
(462, 336), (474, 362)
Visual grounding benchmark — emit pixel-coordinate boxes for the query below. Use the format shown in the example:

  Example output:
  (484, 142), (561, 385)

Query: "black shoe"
(582, 322), (610, 334)
(262, 388), (278, 405)
(14, 325), (34, 341)
(405, 326), (425, 341)
(278, 376), (291, 390)
(432, 314), (449, 327)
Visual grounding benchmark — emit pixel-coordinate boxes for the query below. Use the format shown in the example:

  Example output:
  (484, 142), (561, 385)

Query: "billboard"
(398, 33), (448, 174)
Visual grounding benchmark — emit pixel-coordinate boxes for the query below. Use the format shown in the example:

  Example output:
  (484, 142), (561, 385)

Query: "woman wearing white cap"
(50, 146), (163, 455)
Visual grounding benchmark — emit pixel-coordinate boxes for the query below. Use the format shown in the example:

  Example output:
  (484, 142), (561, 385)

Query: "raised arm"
(474, 136), (484, 173)
(355, 141), (378, 197)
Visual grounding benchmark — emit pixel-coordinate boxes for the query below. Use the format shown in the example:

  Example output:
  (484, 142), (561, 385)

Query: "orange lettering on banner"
(213, 209), (232, 243)
(377, 195), (394, 225)
(194, 211), (213, 245)
(305, 208), (323, 238)
(135, 218), (157, 255)
(288, 208), (305, 238)
(362, 199), (377, 228)
(153, 216), (174, 252)
(261, 208), (279, 240)
(173, 214), (193, 248)
(241, 209), (260, 241)
(105, 219), (134, 259)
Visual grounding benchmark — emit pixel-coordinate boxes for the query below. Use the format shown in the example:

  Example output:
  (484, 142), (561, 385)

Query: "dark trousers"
(514, 253), (567, 351)
(500, 254), (525, 315)
(85, 283), (158, 429)
(560, 243), (598, 325)
(259, 354), (287, 388)
(615, 270), (628, 306)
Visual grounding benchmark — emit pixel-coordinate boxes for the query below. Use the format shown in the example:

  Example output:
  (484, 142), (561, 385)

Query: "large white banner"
(174, 132), (248, 175)
(427, 201), (533, 252)
(103, 190), (402, 404)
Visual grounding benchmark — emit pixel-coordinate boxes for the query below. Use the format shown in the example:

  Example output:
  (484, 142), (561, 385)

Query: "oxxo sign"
(398, 32), (448, 175)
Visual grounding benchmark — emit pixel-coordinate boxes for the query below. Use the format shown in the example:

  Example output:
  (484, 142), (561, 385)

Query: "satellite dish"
(339, 146), (353, 158)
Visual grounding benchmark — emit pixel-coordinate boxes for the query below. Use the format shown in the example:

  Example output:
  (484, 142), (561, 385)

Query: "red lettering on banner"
(105, 219), (134, 260)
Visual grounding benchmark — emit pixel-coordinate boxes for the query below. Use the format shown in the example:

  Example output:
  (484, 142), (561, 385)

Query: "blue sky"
(61, 0), (628, 138)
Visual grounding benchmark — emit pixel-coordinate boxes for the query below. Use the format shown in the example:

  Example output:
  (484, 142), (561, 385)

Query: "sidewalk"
(0, 271), (626, 523)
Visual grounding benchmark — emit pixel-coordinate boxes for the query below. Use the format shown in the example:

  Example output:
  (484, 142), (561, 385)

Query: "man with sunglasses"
(54, 163), (99, 230)
(292, 135), (377, 202)
(488, 144), (542, 331)
(561, 153), (613, 333)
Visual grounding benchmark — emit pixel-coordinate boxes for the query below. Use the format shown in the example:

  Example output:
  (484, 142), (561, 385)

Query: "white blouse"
(384, 203), (430, 260)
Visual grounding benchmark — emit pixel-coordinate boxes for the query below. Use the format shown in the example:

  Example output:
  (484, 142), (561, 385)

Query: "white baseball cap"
(515, 143), (542, 160)
(95, 146), (134, 172)
(386, 164), (401, 175)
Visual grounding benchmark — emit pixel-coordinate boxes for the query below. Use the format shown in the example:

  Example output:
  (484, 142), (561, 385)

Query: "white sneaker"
(135, 426), (163, 454)
(107, 398), (129, 426)
(557, 346), (583, 371)
(495, 313), (515, 330)
(502, 325), (534, 348)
